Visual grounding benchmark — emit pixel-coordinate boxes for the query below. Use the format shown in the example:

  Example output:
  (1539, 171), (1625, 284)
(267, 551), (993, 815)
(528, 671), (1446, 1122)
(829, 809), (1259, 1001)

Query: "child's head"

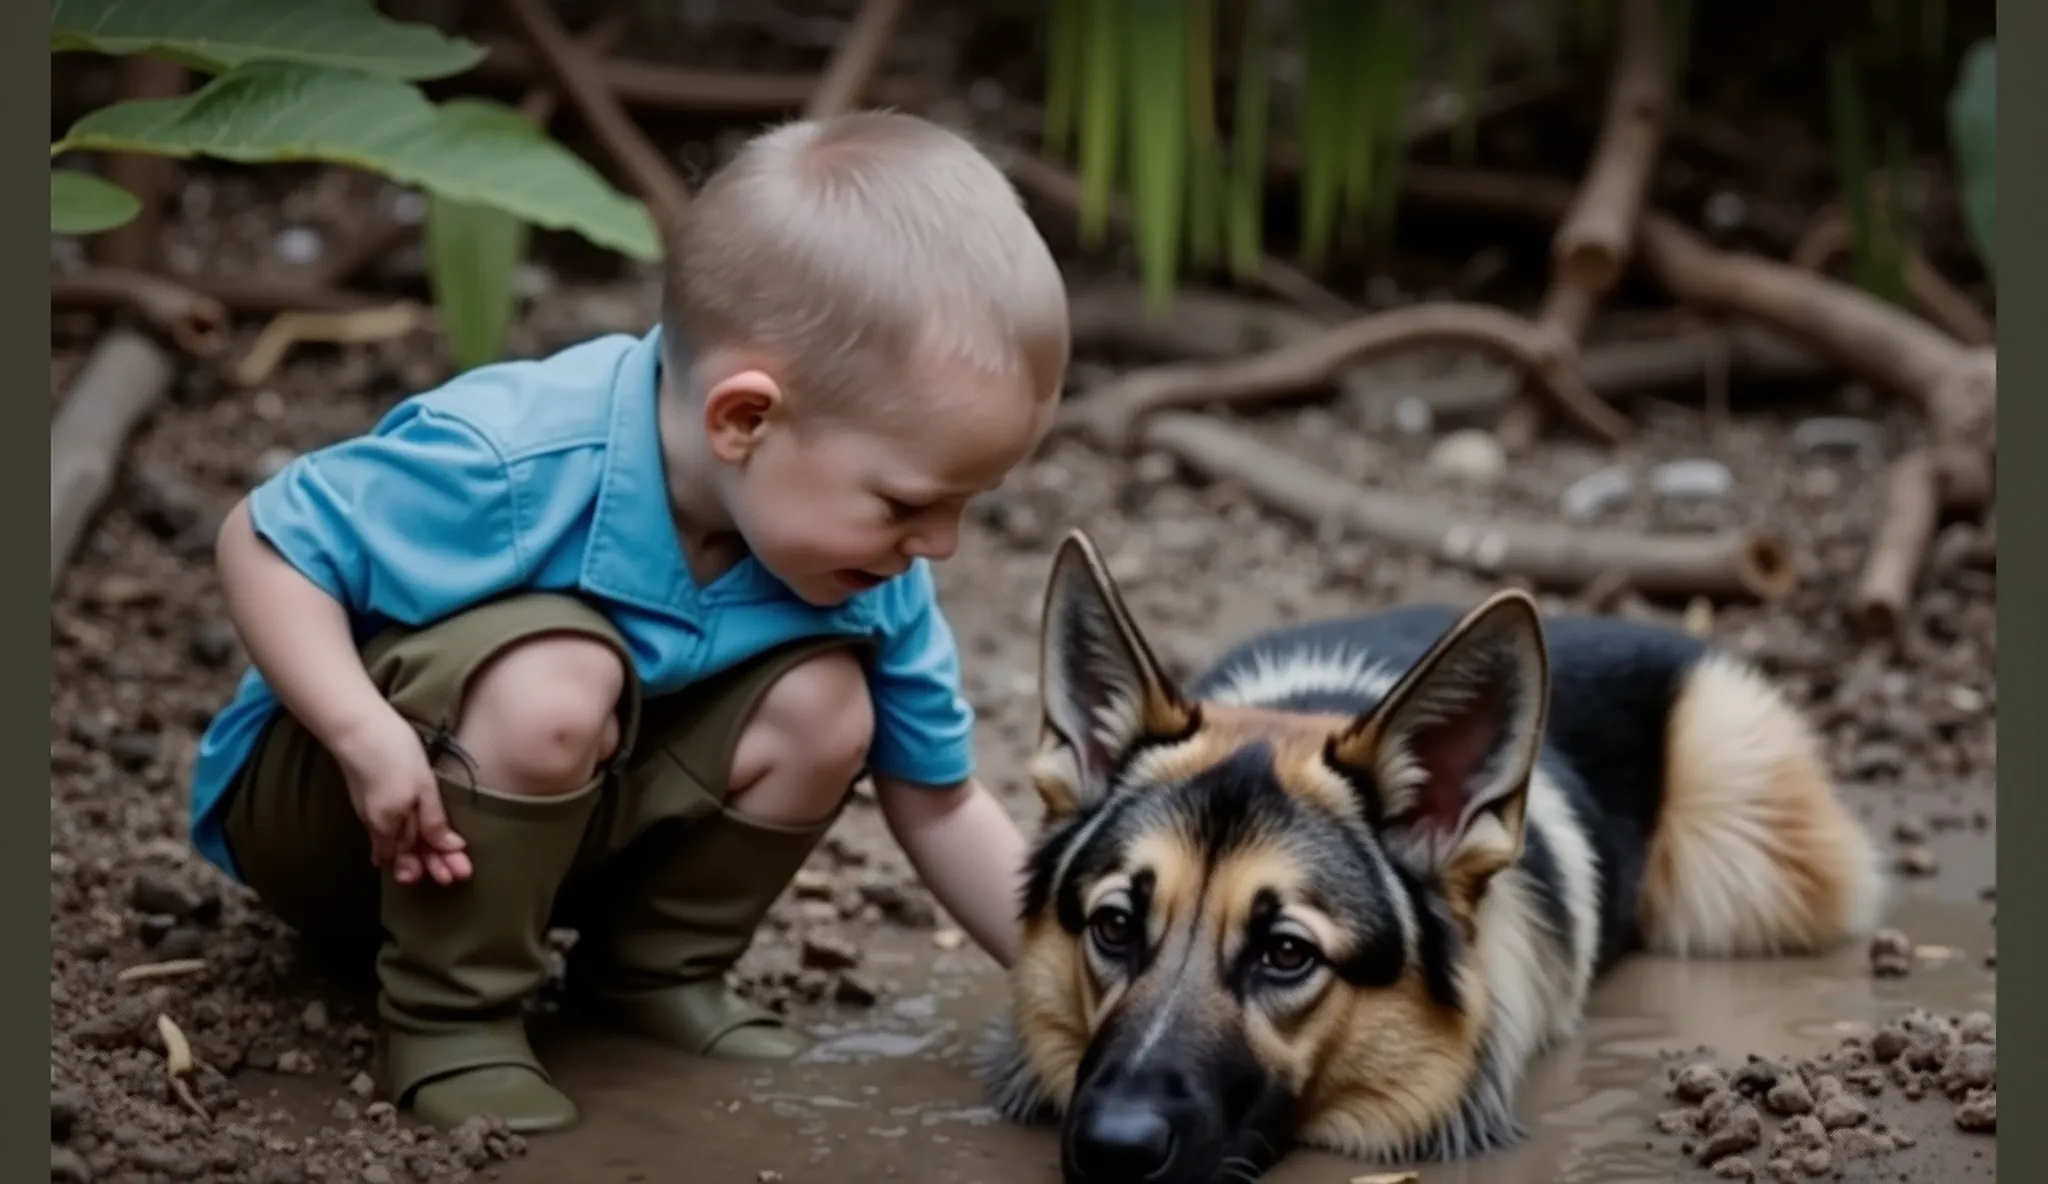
(659, 111), (1069, 606)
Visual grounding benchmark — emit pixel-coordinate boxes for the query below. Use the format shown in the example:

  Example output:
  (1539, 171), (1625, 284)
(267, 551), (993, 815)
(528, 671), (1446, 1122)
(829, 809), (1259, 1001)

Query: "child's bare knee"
(452, 634), (626, 795)
(731, 649), (874, 800)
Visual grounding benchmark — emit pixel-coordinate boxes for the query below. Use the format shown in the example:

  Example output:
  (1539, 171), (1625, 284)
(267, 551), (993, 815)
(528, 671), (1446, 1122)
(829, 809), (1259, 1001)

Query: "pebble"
(349, 1072), (376, 1099)
(1694, 1100), (1763, 1163)
(1815, 1093), (1868, 1130)
(1790, 416), (1883, 459)
(1425, 429), (1507, 489)
(1673, 1062), (1727, 1102)
(1650, 457), (1735, 501)
(1955, 1090), (1995, 1132)
(1941, 1042), (1995, 1093)
(1763, 1075), (1814, 1115)
(1390, 396), (1434, 437)
(799, 934), (860, 971)
(1867, 928), (1914, 978)
(1560, 466), (1634, 520)
(1895, 845), (1939, 876)
(301, 1001), (330, 1035)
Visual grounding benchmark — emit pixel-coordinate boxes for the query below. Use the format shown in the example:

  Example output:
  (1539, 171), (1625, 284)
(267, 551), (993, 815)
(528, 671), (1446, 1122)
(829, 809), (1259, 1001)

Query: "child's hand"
(335, 706), (472, 886)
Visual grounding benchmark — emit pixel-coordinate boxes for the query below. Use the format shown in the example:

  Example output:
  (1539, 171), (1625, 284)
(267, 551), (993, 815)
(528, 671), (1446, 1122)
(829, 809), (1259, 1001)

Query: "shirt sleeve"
(863, 560), (978, 788)
(245, 403), (529, 627)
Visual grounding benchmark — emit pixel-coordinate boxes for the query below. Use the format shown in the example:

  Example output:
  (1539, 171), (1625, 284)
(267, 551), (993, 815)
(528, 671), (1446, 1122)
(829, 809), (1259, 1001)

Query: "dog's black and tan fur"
(980, 531), (1888, 1184)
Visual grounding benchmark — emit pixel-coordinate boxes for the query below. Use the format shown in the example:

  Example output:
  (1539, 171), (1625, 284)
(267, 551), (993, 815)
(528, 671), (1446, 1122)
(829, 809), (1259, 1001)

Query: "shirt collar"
(577, 327), (707, 620)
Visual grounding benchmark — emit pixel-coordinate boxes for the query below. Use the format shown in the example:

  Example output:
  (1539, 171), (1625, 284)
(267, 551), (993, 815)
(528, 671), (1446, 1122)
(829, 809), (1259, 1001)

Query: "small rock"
(361, 1168), (395, 1184)
(1390, 395), (1434, 438)
(799, 934), (860, 972)
(300, 1001), (330, 1035)
(1673, 1061), (1727, 1102)
(1869, 1026), (1910, 1063)
(110, 731), (159, 772)
(1956, 1010), (1996, 1043)
(1764, 1075), (1814, 1116)
(1651, 457), (1735, 501)
(1895, 845), (1939, 876)
(1560, 466), (1635, 521)
(1729, 1059), (1781, 1096)
(1796, 1146), (1831, 1177)
(157, 928), (206, 961)
(190, 621), (239, 669)
(1694, 1100), (1763, 1164)
(1891, 814), (1929, 843)
(1942, 1042), (1995, 1094)
(274, 1049), (313, 1075)
(1773, 1114), (1828, 1153)
(1425, 429), (1507, 489)
(349, 1072), (377, 1099)
(1656, 1108), (1699, 1134)
(1711, 1155), (1755, 1180)
(127, 872), (198, 920)
(1815, 1093), (1867, 1130)
(757, 1172), (785, 1183)
(1827, 1127), (1885, 1159)
(789, 869), (833, 900)
(833, 973), (879, 1007)
(1954, 1090), (1996, 1132)
(1789, 416), (1882, 459)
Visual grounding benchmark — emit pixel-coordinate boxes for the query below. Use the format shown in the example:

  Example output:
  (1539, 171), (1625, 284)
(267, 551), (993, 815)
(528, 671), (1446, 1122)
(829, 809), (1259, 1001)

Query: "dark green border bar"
(22, 0), (54, 1174)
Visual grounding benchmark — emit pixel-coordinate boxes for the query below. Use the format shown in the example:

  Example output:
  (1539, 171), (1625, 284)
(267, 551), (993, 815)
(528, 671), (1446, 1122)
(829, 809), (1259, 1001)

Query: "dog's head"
(996, 531), (1551, 1182)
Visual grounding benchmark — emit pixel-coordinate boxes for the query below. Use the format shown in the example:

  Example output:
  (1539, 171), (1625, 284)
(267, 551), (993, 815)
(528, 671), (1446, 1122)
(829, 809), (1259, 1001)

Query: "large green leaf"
(1948, 38), (1995, 275)
(50, 168), (140, 235)
(50, 0), (484, 80)
(425, 184), (532, 372)
(51, 63), (660, 262)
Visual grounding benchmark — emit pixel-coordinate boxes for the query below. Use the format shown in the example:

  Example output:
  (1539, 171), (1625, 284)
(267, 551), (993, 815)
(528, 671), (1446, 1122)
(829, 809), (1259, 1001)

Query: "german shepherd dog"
(979, 531), (1888, 1183)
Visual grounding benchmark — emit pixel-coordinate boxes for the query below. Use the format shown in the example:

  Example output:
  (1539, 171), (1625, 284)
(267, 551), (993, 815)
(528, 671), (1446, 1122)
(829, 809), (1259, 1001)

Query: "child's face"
(712, 354), (1054, 607)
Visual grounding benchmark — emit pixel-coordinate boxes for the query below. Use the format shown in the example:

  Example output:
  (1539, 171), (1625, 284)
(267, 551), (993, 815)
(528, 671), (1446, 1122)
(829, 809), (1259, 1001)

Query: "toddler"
(188, 111), (1070, 1134)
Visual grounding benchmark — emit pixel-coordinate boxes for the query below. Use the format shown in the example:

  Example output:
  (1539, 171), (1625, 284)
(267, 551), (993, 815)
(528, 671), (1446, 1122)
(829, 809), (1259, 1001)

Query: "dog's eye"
(1088, 905), (1135, 954)
(1260, 935), (1320, 980)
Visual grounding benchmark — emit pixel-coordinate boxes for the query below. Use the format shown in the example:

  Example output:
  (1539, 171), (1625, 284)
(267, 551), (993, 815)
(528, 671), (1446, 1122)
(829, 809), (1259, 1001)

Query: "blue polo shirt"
(187, 327), (978, 883)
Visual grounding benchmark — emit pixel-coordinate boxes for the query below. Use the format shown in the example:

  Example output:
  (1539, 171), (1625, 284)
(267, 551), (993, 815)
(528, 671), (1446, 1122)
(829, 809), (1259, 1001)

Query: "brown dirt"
(48, 7), (1995, 1183)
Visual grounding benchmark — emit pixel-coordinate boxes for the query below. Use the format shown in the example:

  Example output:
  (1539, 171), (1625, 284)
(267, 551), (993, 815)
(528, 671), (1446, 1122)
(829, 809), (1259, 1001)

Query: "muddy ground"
(49, 6), (1996, 1182)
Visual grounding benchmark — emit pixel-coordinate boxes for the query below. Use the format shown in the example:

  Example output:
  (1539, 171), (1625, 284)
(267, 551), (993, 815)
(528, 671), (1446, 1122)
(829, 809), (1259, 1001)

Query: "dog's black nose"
(1069, 1102), (1177, 1180)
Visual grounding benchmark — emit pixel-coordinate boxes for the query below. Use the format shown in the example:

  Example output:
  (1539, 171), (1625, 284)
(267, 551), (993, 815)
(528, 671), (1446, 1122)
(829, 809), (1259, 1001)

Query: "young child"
(187, 111), (1070, 1135)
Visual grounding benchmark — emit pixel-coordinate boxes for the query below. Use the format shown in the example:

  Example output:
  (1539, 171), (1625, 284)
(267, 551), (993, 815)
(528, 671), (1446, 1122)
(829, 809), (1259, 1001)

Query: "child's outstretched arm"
(217, 500), (472, 886)
(872, 774), (1027, 968)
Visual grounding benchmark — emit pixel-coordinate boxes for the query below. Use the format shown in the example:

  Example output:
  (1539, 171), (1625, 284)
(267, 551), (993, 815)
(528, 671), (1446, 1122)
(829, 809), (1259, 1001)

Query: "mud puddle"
(304, 889), (1971, 1184)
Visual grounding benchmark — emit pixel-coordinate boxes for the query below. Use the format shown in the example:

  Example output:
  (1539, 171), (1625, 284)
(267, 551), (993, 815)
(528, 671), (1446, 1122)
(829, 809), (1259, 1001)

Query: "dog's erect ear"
(1031, 530), (1196, 819)
(1327, 590), (1550, 911)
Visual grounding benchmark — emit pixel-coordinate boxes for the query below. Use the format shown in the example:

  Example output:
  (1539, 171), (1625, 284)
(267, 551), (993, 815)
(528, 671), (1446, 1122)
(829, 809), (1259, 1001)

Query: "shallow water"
(496, 890), (1995, 1184)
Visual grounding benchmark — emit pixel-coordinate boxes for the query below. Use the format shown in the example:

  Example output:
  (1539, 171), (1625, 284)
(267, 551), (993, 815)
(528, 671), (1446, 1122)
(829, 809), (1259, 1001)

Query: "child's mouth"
(835, 569), (888, 591)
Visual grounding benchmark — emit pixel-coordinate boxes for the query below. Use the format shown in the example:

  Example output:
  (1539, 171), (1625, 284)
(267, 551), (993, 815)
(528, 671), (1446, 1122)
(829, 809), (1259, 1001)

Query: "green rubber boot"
(576, 803), (839, 1060)
(377, 776), (601, 1134)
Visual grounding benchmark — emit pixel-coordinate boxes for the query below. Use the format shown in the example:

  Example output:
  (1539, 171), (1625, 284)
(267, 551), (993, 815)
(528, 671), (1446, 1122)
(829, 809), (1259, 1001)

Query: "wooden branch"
(49, 268), (229, 357)
(806, 0), (912, 119)
(1850, 450), (1939, 639)
(1552, 0), (1668, 295)
(51, 328), (175, 589)
(1056, 303), (1632, 454)
(1347, 319), (1833, 426)
(473, 38), (933, 114)
(1066, 283), (1331, 359)
(1499, 0), (1666, 449)
(518, 10), (632, 127)
(1790, 211), (1996, 347)
(228, 302), (432, 389)
(1143, 412), (1796, 602)
(173, 277), (379, 315)
(500, 0), (692, 235)
(91, 56), (188, 271)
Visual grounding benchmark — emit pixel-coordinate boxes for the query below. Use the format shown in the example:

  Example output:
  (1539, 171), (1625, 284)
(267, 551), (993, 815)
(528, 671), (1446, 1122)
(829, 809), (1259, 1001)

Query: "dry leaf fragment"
(1351, 1174), (1421, 1184)
(156, 1013), (192, 1077)
(117, 958), (208, 984)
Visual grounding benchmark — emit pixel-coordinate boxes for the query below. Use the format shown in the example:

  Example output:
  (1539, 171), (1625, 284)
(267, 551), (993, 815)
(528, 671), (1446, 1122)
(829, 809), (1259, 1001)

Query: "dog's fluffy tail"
(1637, 652), (1889, 957)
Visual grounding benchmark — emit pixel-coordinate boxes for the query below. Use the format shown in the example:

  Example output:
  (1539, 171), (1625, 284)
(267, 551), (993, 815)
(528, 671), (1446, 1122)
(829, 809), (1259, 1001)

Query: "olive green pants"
(219, 592), (868, 1106)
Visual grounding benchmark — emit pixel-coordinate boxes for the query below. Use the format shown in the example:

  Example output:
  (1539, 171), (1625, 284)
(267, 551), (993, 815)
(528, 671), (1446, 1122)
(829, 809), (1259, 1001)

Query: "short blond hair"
(662, 111), (1070, 426)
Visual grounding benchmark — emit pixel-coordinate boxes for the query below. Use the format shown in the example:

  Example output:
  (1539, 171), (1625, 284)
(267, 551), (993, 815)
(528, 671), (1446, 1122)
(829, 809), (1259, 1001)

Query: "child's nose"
(903, 515), (960, 561)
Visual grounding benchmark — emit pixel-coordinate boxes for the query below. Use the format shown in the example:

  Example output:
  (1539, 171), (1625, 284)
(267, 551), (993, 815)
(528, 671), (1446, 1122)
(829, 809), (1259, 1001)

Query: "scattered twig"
(1850, 450), (1940, 639)
(1347, 319), (1833, 428)
(1790, 210), (1996, 347)
(519, 10), (633, 127)
(49, 268), (229, 357)
(90, 55), (188, 271)
(229, 302), (432, 389)
(1055, 303), (1631, 454)
(501, 0), (693, 235)
(1143, 412), (1796, 602)
(806, 0), (912, 119)
(115, 958), (210, 985)
(473, 37), (932, 114)
(992, 148), (1358, 323)
(157, 1013), (210, 1125)
(1499, 0), (1667, 449)
(51, 328), (176, 591)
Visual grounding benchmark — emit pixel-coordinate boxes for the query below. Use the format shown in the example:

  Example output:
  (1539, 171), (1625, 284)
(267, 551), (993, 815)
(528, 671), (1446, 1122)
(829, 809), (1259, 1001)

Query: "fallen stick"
(1346, 319), (1834, 427)
(501, 0), (693, 235)
(1790, 211), (1996, 347)
(1499, 0), (1666, 449)
(805, 0), (912, 119)
(1850, 449), (1939, 638)
(472, 37), (933, 114)
(519, 10), (632, 126)
(1055, 302), (1632, 454)
(51, 327), (175, 590)
(49, 267), (229, 357)
(228, 302), (431, 389)
(1143, 412), (1797, 602)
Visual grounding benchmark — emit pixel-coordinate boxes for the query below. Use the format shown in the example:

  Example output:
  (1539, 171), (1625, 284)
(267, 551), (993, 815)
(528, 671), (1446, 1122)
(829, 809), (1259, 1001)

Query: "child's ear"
(701, 369), (785, 462)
